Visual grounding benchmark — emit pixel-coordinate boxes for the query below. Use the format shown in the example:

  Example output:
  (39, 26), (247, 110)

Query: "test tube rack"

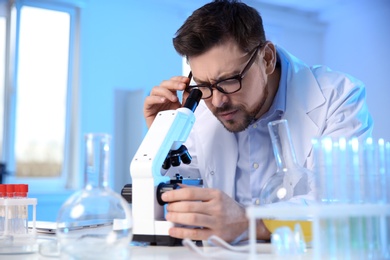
(0, 198), (37, 254)
(246, 203), (390, 259)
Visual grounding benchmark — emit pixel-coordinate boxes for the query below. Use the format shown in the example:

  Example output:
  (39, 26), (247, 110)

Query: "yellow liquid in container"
(263, 219), (312, 243)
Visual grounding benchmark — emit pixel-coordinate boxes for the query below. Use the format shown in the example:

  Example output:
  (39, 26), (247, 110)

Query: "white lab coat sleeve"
(303, 66), (373, 170)
(314, 66), (373, 140)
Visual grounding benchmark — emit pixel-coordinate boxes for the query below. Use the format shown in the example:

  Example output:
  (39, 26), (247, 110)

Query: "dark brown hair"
(173, 0), (266, 57)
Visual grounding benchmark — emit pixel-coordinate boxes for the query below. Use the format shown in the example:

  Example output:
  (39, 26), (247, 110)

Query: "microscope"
(124, 89), (203, 246)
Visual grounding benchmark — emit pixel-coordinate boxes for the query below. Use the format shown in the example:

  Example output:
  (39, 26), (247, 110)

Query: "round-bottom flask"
(259, 119), (313, 204)
(260, 120), (314, 244)
(56, 133), (132, 259)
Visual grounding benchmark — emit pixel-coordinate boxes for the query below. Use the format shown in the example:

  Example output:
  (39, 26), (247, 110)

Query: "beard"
(213, 88), (268, 133)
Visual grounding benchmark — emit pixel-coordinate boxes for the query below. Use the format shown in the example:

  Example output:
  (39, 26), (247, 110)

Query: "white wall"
(320, 0), (390, 140)
(251, 2), (326, 66)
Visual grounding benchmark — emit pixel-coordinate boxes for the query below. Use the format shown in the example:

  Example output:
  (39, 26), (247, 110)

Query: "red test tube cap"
(6, 184), (15, 197)
(20, 184), (29, 193)
(15, 184), (28, 197)
(0, 184), (6, 196)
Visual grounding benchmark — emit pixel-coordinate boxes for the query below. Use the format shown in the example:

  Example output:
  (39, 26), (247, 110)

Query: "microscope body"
(130, 93), (200, 245)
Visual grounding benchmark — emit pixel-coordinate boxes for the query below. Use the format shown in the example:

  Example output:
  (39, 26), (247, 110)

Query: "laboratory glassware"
(313, 137), (390, 259)
(259, 119), (314, 243)
(56, 133), (132, 259)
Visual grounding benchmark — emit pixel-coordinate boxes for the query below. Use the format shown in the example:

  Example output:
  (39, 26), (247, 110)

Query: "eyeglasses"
(185, 44), (262, 99)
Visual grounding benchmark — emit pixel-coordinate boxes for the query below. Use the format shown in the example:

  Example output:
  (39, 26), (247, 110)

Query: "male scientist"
(143, 0), (373, 243)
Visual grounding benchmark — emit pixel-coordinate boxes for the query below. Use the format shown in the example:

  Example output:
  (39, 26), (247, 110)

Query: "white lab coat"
(167, 46), (373, 200)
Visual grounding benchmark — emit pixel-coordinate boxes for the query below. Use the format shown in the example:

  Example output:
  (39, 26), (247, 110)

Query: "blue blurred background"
(2, 0), (389, 222)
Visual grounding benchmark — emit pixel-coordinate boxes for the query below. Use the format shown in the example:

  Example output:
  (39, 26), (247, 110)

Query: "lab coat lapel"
(278, 47), (325, 166)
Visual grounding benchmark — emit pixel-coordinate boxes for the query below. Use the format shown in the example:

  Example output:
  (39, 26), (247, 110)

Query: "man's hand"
(144, 76), (191, 128)
(161, 186), (257, 243)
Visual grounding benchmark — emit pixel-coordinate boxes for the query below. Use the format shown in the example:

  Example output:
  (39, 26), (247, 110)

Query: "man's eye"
(219, 78), (239, 87)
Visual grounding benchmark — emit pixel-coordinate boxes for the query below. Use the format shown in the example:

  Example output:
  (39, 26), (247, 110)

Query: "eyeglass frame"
(185, 43), (263, 99)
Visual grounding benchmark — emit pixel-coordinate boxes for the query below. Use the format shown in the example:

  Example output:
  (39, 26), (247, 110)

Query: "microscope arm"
(130, 107), (197, 184)
(131, 89), (202, 182)
(130, 89), (202, 240)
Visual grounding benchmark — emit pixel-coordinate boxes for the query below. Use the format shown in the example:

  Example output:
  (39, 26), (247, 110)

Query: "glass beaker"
(259, 119), (314, 243)
(56, 133), (132, 259)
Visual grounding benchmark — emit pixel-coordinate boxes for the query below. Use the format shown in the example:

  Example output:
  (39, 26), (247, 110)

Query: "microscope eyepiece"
(183, 88), (202, 112)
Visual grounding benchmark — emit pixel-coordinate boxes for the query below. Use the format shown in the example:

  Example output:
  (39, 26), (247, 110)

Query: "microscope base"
(133, 234), (182, 246)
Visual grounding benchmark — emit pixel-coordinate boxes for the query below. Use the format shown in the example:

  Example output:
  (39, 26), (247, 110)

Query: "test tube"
(347, 138), (366, 259)
(314, 137), (390, 259)
(362, 138), (381, 259)
(313, 137), (351, 259)
(377, 139), (390, 259)
(15, 184), (29, 234)
(5, 184), (17, 234)
(384, 141), (390, 258)
(334, 138), (351, 259)
(0, 184), (5, 236)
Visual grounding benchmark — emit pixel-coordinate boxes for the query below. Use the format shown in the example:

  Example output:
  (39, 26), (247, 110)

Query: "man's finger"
(161, 186), (214, 202)
(166, 200), (210, 214)
(169, 226), (213, 241)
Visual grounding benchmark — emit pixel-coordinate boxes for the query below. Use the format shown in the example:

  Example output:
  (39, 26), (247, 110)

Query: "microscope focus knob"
(121, 184), (132, 203)
(156, 182), (179, 206)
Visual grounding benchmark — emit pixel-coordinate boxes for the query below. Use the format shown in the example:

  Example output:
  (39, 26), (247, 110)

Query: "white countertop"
(0, 234), (314, 260)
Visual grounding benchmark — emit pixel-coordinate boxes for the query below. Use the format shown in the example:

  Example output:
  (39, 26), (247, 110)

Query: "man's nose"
(211, 90), (228, 108)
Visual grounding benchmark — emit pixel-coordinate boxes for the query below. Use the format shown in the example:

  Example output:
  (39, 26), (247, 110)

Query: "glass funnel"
(56, 133), (132, 259)
(259, 119), (314, 243)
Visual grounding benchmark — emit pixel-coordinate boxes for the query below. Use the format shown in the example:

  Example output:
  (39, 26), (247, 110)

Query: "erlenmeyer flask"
(56, 133), (133, 259)
(259, 119), (314, 243)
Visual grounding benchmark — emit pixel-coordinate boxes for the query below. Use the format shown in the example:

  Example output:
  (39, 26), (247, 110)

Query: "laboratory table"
(0, 234), (314, 260)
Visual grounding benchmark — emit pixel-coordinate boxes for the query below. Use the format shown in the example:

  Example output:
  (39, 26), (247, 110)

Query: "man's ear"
(263, 42), (277, 75)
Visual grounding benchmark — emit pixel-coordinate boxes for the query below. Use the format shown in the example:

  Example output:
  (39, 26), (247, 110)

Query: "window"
(15, 6), (70, 177)
(0, 16), (5, 161)
(1, 0), (81, 189)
